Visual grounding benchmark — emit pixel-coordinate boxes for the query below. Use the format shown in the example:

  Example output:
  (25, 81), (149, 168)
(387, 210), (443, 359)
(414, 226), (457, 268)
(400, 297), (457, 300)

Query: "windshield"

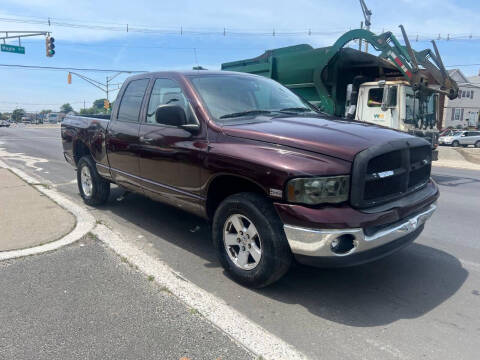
(405, 87), (437, 128)
(189, 74), (314, 121)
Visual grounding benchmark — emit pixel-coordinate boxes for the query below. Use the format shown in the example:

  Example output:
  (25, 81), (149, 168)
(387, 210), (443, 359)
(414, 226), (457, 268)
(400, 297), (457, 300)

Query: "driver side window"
(146, 78), (189, 124)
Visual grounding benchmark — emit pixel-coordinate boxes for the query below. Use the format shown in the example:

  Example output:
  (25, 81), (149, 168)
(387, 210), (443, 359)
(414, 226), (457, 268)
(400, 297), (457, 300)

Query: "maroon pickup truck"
(61, 71), (438, 287)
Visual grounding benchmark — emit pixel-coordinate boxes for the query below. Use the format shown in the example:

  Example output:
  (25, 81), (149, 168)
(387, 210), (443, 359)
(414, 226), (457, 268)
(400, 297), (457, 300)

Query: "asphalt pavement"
(0, 235), (252, 360)
(1, 126), (479, 359)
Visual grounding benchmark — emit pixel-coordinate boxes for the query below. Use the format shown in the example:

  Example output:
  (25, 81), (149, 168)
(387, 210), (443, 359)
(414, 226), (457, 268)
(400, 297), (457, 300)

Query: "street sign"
(1, 44), (25, 54)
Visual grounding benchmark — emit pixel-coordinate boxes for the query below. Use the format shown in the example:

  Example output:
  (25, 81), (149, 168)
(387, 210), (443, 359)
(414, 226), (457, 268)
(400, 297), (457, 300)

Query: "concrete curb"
(92, 224), (308, 360)
(0, 160), (95, 261)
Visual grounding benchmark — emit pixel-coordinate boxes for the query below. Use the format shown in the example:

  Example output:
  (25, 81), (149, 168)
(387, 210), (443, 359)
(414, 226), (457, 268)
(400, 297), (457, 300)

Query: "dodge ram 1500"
(62, 71), (438, 287)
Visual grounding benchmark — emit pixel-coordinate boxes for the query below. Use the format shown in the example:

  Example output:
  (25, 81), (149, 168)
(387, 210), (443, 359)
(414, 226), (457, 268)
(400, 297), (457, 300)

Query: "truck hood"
(221, 115), (412, 162)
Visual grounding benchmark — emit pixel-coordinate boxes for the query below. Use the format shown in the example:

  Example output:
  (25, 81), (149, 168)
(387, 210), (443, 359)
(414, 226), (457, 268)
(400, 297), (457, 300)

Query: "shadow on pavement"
(432, 173), (480, 187)
(261, 244), (467, 327)
(103, 187), (468, 328)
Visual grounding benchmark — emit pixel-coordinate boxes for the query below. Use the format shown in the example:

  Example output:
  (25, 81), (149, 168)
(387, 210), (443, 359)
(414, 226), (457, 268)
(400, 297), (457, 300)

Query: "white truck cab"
(353, 80), (439, 159)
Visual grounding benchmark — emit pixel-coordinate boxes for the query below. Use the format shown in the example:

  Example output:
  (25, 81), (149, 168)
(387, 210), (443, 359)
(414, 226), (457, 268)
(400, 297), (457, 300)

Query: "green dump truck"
(221, 26), (459, 160)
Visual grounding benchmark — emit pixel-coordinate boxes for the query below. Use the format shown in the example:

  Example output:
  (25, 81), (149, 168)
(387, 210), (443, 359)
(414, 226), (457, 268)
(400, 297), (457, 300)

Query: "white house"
(442, 69), (480, 129)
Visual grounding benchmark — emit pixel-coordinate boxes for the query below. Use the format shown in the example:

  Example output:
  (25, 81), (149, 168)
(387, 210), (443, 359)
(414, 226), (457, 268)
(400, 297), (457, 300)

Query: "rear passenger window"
(117, 79), (149, 122)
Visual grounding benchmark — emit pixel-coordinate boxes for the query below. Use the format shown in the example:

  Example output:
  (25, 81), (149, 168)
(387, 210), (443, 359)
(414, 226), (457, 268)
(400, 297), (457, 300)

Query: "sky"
(1, 0), (480, 113)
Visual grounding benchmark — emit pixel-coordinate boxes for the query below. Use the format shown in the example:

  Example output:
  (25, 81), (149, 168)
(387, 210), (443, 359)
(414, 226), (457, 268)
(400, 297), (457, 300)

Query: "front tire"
(77, 156), (110, 206)
(452, 140), (460, 147)
(212, 192), (292, 288)
(475, 141), (480, 148)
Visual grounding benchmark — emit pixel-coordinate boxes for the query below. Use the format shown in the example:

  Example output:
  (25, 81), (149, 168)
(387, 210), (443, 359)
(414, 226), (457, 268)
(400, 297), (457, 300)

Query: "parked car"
(0, 120), (10, 127)
(46, 113), (59, 123)
(439, 129), (459, 137)
(439, 130), (480, 147)
(61, 71), (439, 287)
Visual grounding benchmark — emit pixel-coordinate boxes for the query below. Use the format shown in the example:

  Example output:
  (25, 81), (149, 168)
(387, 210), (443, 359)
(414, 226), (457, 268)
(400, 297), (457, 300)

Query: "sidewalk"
(0, 168), (75, 252)
(0, 236), (253, 360)
(434, 147), (480, 170)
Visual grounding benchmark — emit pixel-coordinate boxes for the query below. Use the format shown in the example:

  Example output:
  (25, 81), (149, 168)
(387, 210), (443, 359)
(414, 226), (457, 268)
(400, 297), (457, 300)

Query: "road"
(1, 126), (480, 359)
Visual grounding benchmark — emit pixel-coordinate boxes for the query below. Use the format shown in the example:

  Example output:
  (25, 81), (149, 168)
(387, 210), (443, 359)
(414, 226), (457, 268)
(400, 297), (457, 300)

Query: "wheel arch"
(73, 139), (91, 166)
(206, 174), (267, 220)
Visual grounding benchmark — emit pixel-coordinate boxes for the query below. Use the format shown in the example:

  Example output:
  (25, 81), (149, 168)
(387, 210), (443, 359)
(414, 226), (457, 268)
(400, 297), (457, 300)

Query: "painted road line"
(92, 224), (309, 360)
(0, 160), (95, 261)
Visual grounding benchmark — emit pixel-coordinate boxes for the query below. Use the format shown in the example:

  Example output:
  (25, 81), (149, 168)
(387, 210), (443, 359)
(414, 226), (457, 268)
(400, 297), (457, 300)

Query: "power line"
(0, 64), (146, 73)
(0, 101), (85, 105)
(1, 62), (479, 74)
(1, 14), (478, 41)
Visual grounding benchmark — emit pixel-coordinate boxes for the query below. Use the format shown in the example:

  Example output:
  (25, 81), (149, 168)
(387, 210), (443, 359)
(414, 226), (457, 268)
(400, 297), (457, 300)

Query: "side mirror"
(155, 104), (187, 127)
(381, 86), (390, 112)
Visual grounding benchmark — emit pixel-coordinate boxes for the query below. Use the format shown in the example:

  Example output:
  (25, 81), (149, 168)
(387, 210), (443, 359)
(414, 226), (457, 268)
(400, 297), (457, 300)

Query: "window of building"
(454, 108), (462, 121)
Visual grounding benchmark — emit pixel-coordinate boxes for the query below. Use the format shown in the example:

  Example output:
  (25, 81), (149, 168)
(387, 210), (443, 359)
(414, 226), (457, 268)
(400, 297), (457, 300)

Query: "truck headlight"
(286, 176), (350, 205)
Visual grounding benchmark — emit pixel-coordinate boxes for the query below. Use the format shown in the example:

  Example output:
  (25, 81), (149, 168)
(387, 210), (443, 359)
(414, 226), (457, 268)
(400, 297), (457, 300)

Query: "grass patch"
(147, 275), (155, 281)
(189, 308), (199, 315)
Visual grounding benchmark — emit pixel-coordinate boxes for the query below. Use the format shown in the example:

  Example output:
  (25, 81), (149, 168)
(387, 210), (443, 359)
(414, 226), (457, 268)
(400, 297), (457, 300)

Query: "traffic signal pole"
(68, 72), (122, 111)
(1, 31), (52, 55)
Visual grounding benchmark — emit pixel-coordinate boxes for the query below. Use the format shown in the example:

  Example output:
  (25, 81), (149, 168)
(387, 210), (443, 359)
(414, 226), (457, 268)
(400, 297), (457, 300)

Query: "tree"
(60, 103), (74, 113)
(11, 108), (26, 122)
(93, 99), (107, 111)
(80, 107), (95, 115)
(40, 109), (52, 115)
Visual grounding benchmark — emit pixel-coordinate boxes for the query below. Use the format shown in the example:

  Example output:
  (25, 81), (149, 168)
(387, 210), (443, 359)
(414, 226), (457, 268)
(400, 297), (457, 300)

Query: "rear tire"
(475, 141), (480, 148)
(212, 192), (292, 288)
(452, 140), (460, 147)
(77, 156), (110, 206)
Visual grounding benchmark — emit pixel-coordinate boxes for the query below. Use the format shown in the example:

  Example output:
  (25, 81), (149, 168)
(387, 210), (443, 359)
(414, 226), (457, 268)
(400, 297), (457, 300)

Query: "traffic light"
(104, 99), (110, 110)
(67, 72), (72, 84)
(45, 36), (55, 57)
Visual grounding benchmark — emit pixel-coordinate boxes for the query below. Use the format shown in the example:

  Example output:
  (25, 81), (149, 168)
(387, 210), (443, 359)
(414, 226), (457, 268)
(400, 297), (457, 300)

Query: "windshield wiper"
(219, 110), (272, 119)
(278, 107), (314, 113)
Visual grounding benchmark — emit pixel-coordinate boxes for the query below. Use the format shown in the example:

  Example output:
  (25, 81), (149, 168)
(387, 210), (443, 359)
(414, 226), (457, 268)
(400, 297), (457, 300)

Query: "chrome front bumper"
(283, 204), (436, 258)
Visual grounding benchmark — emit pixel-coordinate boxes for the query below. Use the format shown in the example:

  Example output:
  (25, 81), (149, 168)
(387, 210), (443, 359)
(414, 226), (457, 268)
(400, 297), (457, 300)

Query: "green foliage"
(11, 108), (26, 122)
(93, 98), (107, 110)
(60, 103), (74, 113)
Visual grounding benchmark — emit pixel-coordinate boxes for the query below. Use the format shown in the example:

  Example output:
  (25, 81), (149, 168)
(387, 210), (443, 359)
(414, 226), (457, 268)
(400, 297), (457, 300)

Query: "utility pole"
(105, 72), (122, 101)
(68, 72), (122, 102)
(359, 0), (372, 53)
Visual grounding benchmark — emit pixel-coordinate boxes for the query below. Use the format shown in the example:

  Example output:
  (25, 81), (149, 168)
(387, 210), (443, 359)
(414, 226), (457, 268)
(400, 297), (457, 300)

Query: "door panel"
(138, 124), (207, 217)
(106, 77), (150, 191)
(138, 77), (207, 217)
(107, 120), (142, 190)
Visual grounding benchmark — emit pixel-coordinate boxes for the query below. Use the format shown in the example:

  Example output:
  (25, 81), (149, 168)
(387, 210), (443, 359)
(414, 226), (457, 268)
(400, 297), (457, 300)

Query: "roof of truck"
(126, 70), (257, 81)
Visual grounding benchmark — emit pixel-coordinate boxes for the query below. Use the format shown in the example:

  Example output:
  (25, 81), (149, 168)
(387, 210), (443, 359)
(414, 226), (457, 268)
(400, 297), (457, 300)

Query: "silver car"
(439, 130), (480, 147)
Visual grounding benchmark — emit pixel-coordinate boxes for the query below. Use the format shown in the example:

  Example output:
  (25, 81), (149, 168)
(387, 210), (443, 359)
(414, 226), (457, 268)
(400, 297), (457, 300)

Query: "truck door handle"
(140, 136), (154, 143)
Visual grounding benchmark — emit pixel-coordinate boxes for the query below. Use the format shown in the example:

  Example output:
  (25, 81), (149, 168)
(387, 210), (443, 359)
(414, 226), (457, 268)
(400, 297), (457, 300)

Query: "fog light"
(330, 234), (356, 255)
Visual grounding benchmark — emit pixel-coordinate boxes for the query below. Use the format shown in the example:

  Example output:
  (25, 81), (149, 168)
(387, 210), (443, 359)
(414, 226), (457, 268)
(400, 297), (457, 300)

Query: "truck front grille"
(351, 139), (432, 209)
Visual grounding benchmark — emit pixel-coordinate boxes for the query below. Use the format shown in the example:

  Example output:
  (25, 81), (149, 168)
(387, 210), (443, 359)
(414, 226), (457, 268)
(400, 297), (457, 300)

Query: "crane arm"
(313, 26), (458, 115)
